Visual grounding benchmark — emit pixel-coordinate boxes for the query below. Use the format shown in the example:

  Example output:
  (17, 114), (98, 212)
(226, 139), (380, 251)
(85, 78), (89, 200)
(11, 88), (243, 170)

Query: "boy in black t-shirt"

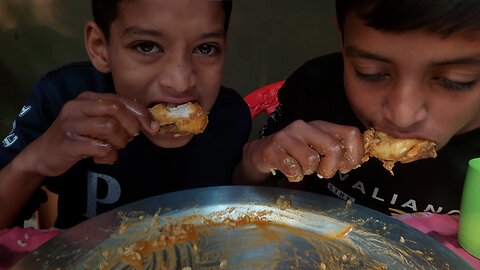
(235, 0), (480, 216)
(0, 0), (251, 228)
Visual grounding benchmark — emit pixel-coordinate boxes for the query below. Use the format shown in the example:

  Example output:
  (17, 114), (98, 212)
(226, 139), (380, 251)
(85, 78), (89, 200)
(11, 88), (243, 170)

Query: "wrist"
(10, 149), (46, 184)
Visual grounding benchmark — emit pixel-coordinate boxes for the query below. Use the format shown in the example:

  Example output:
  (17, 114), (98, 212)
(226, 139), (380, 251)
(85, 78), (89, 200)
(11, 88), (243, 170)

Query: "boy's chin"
(145, 133), (195, 148)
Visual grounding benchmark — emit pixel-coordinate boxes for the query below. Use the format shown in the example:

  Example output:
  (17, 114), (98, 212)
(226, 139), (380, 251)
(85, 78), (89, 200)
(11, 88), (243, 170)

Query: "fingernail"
(303, 168), (315, 175)
(287, 174), (303, 182)
(150, 120), (160, 130)
(269, 168), (277, 176)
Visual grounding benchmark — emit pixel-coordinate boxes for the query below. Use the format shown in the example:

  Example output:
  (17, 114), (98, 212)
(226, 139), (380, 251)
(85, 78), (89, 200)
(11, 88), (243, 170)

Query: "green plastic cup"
(458, 158), (480, 259)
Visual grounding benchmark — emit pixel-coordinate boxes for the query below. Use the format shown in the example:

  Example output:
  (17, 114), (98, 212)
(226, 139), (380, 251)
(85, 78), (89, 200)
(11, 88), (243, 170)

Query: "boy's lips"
(148, 99), (199, 109)
(371, 125), (433, 142)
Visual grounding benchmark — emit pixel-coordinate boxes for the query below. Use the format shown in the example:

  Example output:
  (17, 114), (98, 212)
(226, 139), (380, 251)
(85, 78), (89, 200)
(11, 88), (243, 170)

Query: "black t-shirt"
(0, 62), (252, 228)
(262, 52), (480, 216)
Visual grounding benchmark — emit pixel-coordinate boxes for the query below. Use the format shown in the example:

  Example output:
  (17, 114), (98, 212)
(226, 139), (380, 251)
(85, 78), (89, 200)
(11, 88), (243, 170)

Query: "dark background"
(0, 1), (340, 139)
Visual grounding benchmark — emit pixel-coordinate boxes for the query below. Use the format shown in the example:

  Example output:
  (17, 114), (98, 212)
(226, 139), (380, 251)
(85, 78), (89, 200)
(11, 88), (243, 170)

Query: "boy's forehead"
(117, 0), (223, 14)
(111, 0), (225, 34)
(342, 11), (480, 65)
(115, 0), (224, 24)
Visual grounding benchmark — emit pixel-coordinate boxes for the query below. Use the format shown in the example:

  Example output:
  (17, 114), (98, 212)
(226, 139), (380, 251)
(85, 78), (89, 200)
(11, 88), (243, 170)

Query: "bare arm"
(233, 120), (365, 185)
(0, 150), (45, 228)
(0, 91), (159, 228)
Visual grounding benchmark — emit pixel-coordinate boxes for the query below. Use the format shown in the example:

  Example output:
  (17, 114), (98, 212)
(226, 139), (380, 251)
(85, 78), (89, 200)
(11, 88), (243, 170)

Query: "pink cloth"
(0, 226), (61, 269)
(396, 212), (480, 269)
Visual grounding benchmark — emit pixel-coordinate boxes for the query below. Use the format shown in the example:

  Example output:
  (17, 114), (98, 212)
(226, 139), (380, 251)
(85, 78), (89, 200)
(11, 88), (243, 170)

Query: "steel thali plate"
(12, 186), (473, 269)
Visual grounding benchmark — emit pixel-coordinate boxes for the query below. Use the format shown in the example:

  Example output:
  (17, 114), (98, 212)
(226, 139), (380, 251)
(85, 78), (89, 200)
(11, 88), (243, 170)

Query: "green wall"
(0, 1), (340, 139)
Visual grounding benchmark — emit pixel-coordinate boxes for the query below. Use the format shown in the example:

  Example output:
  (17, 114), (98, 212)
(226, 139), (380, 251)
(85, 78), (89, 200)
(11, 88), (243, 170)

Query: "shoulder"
(36, 61), (114, 98)
(282, 52), (344, 84)
(207, 86), (251, 134)
(212, 86), (250, 117)
(302, 52), (343, 70)
(279, 53), (343, 98)
(277, 52), (344, 112)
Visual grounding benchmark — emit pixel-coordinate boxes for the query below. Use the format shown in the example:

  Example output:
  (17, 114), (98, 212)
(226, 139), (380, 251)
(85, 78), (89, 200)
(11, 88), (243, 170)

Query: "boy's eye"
(134, 42), (162, 55)
(194, 44), (218, 56)
(355, 70), (389, 82)
(437, 77), (477, 91)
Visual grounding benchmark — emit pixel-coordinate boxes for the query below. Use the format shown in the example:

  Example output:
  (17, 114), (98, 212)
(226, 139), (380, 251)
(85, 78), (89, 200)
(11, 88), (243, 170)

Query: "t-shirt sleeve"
(259, 61), (313, 138)
(0, 77), (58, 226)
(0, 78), (57, 168)
(260, 53), (346, 138)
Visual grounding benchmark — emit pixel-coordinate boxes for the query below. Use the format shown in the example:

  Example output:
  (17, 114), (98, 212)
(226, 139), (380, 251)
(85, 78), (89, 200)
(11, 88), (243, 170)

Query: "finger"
(311, 122), (364, 173)
(65, 132), (115, 162)
(117, 96), (160, 135)
(75, 98), (143, 138)
(78, 92), (159, 135)
(68, 116), (132, 149)
(281, 120), (345, 178)
(313, 139), (343, 178)
(337, 128), (364, 173)
(261, 140), (304, 182)
(266, 128), (320, 176)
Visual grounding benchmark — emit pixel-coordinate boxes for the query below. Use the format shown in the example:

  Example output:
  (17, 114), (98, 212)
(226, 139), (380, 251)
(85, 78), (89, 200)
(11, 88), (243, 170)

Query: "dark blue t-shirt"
(0, 62), (252, 228)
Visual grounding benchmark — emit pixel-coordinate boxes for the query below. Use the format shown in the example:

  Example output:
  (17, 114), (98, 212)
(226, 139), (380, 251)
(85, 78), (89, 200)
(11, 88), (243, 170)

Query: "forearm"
(0, 151), (45, 228)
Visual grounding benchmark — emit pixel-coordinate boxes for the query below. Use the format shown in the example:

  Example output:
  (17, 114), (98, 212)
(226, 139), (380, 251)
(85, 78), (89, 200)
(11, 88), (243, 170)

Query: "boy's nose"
(382, 80), (428, 129)
(158, 53), (196, 93)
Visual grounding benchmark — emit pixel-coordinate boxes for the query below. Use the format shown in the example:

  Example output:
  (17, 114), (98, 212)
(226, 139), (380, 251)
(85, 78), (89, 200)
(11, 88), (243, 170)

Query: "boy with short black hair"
(235, 0), (480, 216)
(0, 0), (251, 229)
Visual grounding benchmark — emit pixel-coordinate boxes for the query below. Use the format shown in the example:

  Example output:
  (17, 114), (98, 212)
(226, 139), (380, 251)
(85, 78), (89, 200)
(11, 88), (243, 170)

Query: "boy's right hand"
(21, 91), (159, 177)
(241, 120), (364, 182)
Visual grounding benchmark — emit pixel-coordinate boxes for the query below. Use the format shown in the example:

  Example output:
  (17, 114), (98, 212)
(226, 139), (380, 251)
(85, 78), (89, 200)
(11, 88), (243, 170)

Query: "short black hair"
(91, 0), (232, 40)
(336, 0), (480, 36)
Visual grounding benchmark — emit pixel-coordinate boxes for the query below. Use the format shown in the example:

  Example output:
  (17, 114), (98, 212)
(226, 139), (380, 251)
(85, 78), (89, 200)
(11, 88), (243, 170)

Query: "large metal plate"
(13, 186), (473, 269)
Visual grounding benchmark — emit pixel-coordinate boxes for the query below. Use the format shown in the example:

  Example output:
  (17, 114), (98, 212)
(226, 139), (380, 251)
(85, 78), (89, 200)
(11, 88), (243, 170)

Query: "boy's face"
(341, 11), (480, 150)
(102, 0), (226, 148)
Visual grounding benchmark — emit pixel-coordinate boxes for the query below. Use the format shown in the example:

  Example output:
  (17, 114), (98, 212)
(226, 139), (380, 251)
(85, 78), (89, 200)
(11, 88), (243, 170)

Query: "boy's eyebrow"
(431, 55), (480, 66)
(122, 26), (225, 39)
(345, 46), (480, 67)
(123, 26), (164, 38)
(344, 46), (391, 63)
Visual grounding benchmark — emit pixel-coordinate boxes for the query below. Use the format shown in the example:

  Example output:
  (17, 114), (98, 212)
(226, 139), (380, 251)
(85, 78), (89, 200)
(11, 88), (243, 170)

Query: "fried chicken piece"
(362, 128), (437, 175)
(148, 102), (208, 135)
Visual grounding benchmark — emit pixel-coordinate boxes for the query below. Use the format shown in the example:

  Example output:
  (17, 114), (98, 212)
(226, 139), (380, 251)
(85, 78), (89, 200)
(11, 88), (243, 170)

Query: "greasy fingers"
(260, 141), (305, 182)
(116, 95), (159, 135)
(310, 122), (364, 174)
(313, 143), (343, 179)
(78, 98), (142, 138)
(337, 128), (364, 173)
(73, 116), (133, 149)
(78, 91), (159, 136)
(28, 92), (154, 177)
(65, 132), (115, 162)
(250, 120), (364, 182)
(270, 135), (323, 180)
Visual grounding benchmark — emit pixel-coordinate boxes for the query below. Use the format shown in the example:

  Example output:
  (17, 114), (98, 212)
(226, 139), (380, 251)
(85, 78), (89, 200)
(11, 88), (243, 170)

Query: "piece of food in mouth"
(148, 102), (208, 135)
(362, 128), (437, 175)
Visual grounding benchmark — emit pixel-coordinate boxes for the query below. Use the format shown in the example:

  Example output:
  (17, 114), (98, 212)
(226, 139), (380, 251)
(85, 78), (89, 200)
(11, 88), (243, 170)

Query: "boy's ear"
(84, 21), (111, 73)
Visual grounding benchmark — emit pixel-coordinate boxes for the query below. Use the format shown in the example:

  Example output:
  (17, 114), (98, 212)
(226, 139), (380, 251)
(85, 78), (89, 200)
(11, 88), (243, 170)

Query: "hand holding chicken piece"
(235, 122), (439, 184)
(237, 120), (365, 182)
